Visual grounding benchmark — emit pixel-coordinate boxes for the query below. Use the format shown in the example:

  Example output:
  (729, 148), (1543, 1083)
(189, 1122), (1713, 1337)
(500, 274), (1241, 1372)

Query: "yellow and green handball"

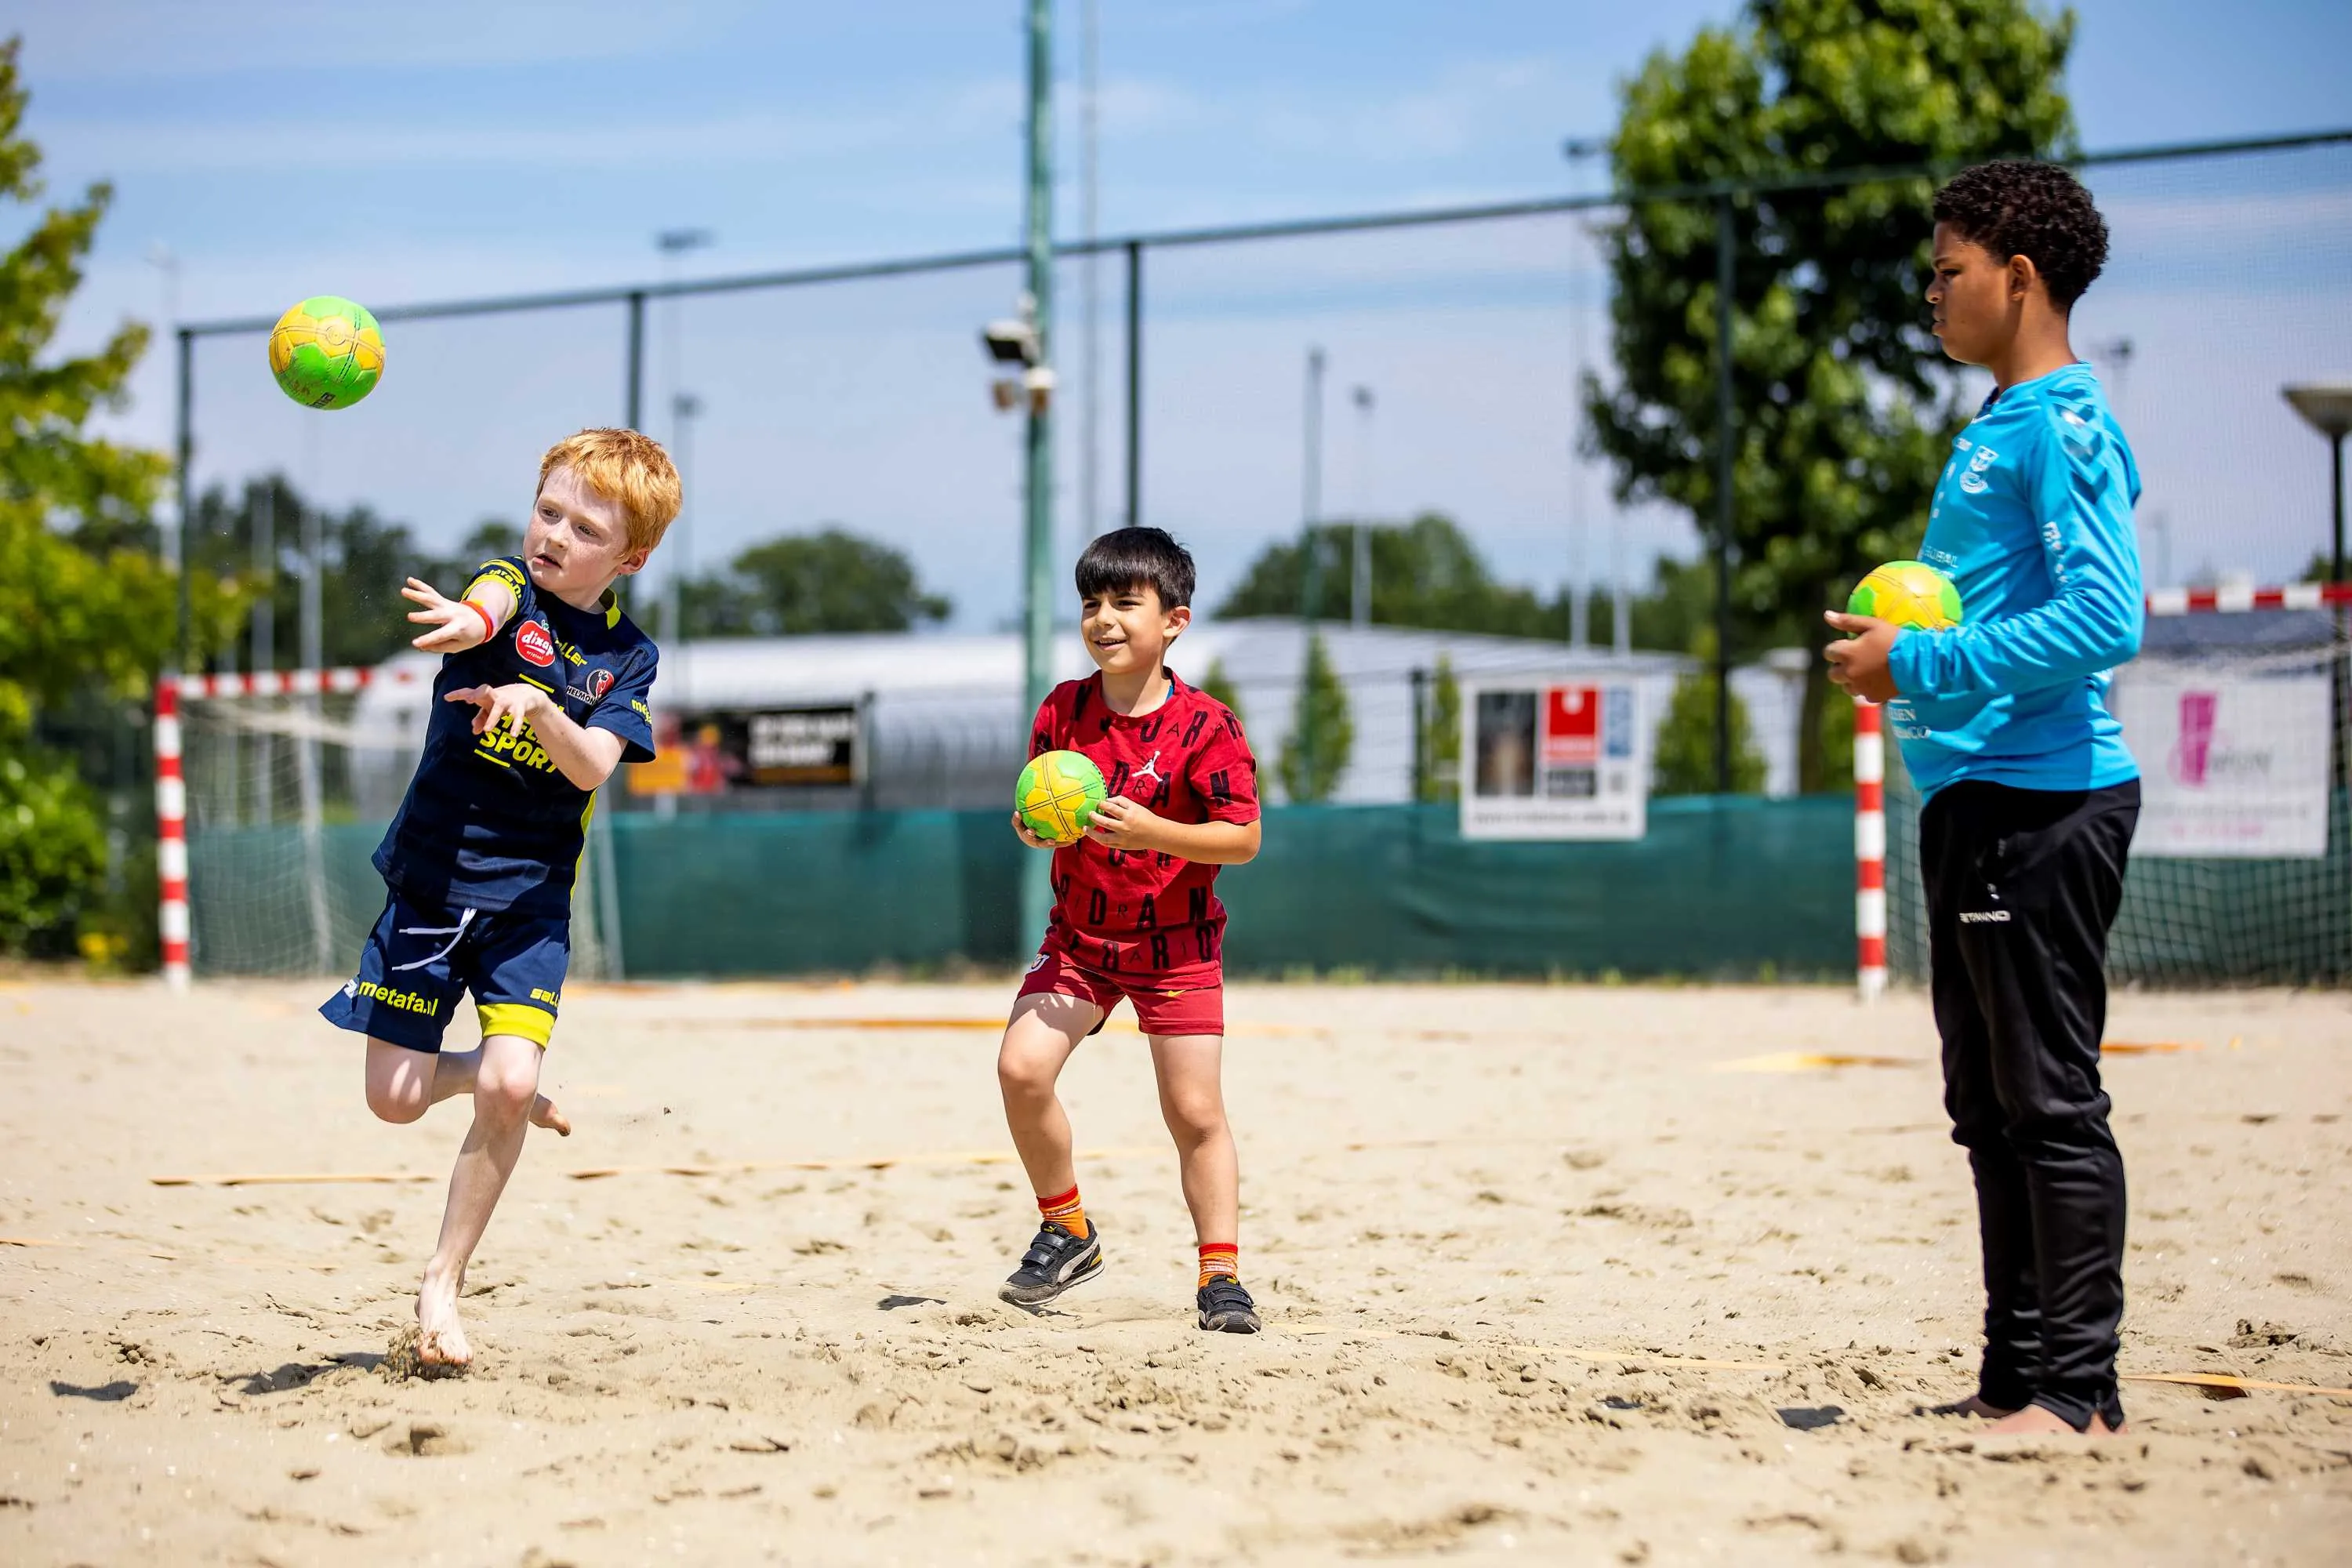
(1016, 750), (1108, 846)
(1848, 560), (1964, 631)
(267, 295), (386, 410)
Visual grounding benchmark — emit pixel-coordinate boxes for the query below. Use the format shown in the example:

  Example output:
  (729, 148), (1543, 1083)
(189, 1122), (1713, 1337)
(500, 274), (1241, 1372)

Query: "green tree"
(0, 37), (241, 956)
(1196, 656), (1246, 728)
(1218, 514), (1566, 638)
(1588, 0), (2075, 791)
(1652, 655), (1768, 797)
(1276, 633), (1352, 804)
(683, 527), (950, 636)
(1416, 654), (1461, 802)
(188, 474), (498, 670)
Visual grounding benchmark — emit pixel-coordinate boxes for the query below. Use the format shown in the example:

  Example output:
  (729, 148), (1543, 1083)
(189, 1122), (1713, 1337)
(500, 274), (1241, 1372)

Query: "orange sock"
(1197, 1243), (1239, 1287)
(1037, 1185), (1088, 1240)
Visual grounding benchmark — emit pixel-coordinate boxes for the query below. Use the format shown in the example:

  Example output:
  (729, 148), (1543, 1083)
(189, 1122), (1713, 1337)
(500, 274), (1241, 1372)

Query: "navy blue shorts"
(320, 891), (570, 1054)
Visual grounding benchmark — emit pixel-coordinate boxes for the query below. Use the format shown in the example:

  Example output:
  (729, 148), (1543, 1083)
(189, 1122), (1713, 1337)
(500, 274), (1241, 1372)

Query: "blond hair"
(536, 427), (681, 554)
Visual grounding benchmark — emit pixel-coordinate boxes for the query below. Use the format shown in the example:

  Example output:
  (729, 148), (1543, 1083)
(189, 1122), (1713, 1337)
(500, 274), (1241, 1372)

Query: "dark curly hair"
(1932, 160), (2110, 310)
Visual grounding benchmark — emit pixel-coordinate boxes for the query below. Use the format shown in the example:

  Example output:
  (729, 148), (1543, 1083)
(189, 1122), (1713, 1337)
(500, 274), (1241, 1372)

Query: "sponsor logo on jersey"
(1958, 445), (1999, 495)
(1958, 910), (2012, 924)
(585, 668), (615, 700)
(515, 619), (557, 667)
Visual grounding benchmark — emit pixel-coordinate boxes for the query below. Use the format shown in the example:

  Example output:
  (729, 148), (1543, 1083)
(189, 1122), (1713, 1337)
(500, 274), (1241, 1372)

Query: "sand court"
(2, 977), (2347, 1564)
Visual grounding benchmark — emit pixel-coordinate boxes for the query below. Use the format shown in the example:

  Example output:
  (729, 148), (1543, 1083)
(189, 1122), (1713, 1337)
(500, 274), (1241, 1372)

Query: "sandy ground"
(1, 976), (2347, 1567)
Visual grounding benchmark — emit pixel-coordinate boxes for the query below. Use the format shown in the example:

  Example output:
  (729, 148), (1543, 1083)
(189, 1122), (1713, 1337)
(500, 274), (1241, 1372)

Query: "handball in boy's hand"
(1015, 750), (1107, 846)
(268, 296), (385, 410)
(1848, 560), (1963, 630)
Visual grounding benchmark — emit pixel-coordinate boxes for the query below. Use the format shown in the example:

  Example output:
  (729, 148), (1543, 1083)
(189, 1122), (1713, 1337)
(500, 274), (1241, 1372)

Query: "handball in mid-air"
(268, 295), (385, 410)
(1016, 750), (1108, 845)
(1848, 560), (1963, 630)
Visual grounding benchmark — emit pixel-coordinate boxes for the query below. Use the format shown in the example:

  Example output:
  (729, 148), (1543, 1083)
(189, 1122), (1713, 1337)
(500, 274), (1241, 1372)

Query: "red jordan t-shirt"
(1030, 671), (1260, 983)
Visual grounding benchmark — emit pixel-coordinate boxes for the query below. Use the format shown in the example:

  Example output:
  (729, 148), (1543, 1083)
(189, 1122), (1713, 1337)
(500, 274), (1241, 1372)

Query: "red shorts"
(1015, 946), (1225, 1036)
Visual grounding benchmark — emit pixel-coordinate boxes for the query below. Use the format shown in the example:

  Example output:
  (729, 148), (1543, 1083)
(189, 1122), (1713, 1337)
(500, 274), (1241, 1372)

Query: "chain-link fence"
(165, 132), (2352, 982)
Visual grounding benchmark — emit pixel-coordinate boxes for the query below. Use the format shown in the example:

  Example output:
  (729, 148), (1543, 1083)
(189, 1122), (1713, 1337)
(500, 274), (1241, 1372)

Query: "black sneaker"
(998, 1221), (1104, 1307)
(1196, 1276), (1261, 1334)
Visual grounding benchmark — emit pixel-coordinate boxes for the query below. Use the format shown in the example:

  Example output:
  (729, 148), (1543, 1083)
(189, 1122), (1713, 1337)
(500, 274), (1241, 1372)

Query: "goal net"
(166, 669), (619, 981)
(1882, 594), (2352, 987)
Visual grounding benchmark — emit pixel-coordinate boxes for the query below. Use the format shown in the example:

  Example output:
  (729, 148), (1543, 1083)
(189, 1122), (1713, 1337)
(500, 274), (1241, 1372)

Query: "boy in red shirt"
(996, 527), (1265, 1333)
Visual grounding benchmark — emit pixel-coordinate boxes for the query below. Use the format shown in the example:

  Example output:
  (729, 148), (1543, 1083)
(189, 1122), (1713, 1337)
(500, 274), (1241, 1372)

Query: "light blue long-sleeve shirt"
(1884, 362), (2144, 800)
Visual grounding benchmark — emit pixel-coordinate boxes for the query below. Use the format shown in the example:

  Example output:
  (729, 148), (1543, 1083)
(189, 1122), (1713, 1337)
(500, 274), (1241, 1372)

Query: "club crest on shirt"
(1958, 445), (1999, 495)
(585, 668), (615, 700)
(514, 619), (557, 667)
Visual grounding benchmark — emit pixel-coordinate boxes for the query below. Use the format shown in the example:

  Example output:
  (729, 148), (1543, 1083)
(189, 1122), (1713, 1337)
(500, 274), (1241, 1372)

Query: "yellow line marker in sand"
(564, 1145), (1163, 1181)
(2124, 1372), (2352, 1399)
(150, 1172), (437, 1188)
(2100, 1040), (2203, 1055)
(1, 1236), (80, 1247)
(1713, 1051), (1920, 1073)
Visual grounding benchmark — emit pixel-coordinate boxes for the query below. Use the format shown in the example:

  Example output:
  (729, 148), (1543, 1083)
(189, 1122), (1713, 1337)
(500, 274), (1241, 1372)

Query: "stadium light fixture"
(2283, 380), (2352, 583)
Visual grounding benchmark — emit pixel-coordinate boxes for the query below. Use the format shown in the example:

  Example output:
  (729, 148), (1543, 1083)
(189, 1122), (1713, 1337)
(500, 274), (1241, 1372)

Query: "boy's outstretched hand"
(1823, 611), (1903, 703)
(405, 578), (493, 653)
(445, 682), (546, 738)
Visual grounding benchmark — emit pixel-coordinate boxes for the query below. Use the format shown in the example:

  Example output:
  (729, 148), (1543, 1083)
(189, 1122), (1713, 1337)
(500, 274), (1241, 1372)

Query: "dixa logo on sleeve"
(585, 668), (615, 700)
(514, 619), (557, 667)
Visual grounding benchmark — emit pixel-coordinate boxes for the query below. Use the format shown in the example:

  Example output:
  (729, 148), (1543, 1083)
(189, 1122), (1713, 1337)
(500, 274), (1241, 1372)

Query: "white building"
(353, 619), (1813, 811)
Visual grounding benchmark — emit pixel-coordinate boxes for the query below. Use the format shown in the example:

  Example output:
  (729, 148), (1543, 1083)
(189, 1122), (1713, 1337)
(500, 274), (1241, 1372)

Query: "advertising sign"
(628, 703), (863, 796)
(1460, 681), (1646, 840)
(2113, 672), (2329, 858)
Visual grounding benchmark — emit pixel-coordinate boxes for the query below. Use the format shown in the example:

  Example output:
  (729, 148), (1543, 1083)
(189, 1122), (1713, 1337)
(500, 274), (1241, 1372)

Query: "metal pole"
(1299, 347), (1326, 789)
(624, 291), (646, 430)
(2332, 431), (2344, 584)
(1123, 239), (1142, 529)
(1712, 195), (1736, 796)
(251, 482), (275, 825)
(1080, 0), (1100, 539)
(173, 328), (194, 674)
(1018, 0), (1058, 949)
(296, 495), (332, 974)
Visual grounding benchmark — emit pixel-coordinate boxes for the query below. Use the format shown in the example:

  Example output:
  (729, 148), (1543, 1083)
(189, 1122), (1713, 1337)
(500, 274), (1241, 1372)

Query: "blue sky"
(20, 0), (2352, 628)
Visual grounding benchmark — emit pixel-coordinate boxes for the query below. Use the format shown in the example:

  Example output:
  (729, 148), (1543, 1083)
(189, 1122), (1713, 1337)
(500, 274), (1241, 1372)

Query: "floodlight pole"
(1018, 0), (1058, 949)
(624, 291), (646, 430)
(1711, 195), (1736, 797)
(174, 327), (194, 675)
(1124, 239), (1143, 528)
(1299, 347), (1327, 791)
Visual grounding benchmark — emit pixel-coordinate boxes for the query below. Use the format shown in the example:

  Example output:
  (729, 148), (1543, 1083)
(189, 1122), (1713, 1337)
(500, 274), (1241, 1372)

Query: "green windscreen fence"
(188, 798), (1857, 981)
(186, 795), (2349, 984)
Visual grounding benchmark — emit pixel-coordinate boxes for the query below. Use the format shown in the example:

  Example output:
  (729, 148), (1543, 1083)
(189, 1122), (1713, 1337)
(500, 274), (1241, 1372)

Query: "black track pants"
(1921, 777), (2140, 1432)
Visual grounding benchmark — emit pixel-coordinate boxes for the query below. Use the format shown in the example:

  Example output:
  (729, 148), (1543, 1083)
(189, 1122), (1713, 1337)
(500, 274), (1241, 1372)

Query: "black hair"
(1932, 159), (2110, 311)
(1075, 526), (1196, 610)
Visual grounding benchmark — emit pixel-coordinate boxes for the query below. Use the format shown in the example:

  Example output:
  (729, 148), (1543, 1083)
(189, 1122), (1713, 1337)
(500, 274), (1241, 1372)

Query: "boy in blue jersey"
(322, 428), (678, 1367)
(1827, 162), (2143, 1437)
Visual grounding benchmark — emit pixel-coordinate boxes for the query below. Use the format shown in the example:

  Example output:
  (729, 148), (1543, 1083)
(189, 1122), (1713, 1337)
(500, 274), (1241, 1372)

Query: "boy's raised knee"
(365, 1083), (429, 1124)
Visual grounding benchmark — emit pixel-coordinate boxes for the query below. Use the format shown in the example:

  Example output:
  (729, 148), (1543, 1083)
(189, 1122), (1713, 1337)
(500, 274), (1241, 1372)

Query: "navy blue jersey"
(374, 557), (659, 914)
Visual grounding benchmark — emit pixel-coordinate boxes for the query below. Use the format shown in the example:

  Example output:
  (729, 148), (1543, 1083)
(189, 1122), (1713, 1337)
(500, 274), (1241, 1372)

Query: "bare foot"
(532, 1094), (571, 1137)
(1984, 1403), (2126, 1436)
(1925, 1394), (2019, 1419)
(415, 1269), (472, 1367)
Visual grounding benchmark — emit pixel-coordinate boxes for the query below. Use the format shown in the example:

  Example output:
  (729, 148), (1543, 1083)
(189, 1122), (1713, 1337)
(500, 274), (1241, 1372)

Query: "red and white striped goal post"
(154, 665), (423, 991)
(1853, 579), (2350, 1000)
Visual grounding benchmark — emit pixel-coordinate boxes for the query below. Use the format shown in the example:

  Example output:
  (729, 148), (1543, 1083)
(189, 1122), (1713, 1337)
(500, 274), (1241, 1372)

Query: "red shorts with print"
(1015, 946), (1225, 1036)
